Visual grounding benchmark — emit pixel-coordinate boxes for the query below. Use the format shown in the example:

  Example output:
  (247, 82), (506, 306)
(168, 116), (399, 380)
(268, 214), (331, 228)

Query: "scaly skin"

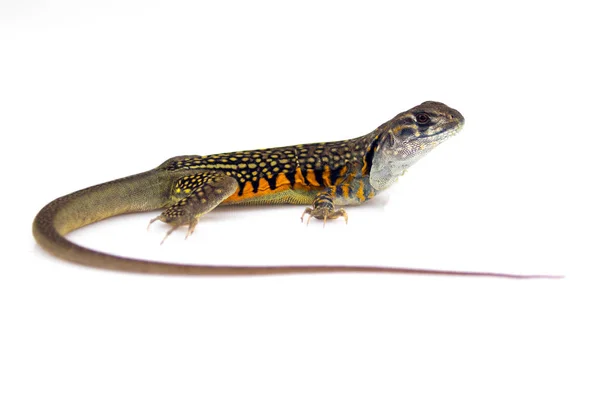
(32, 101), (559, 278)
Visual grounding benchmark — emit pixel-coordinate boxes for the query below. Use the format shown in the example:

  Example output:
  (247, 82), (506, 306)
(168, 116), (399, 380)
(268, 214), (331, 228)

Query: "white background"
(1, 1), (599, 399)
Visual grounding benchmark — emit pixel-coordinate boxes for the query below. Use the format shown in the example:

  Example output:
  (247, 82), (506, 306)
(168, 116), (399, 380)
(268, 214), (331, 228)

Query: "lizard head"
(369, 101), (465, 191)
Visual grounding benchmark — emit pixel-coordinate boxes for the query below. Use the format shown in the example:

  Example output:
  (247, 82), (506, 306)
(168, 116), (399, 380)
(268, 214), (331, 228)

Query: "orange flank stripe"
(255, 177), (273, 193)
(304, 170), (320, 187)
(275, 172), (290, 187)
(341, 185), (350, 200)
(222, 170), (313, 204)
(361, 134), (380, 176)
(336, 166), (349, 185)
(222, 164), (343, 204)
(294, 168), (305, 187)
(361, 157), (369, 176)
(356, 180), (366, 202)
(322, 166), (333, 187)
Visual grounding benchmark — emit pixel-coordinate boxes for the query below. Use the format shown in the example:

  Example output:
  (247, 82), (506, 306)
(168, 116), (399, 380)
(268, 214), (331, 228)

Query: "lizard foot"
(300, 191), (348, 227)
(301, 207), (348, 227)
(148, 216), (199, 245)
(147, 171), (237, 243)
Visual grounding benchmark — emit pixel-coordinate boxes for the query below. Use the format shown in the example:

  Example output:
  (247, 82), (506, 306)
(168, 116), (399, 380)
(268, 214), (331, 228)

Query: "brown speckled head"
(369, 101), (465, 190)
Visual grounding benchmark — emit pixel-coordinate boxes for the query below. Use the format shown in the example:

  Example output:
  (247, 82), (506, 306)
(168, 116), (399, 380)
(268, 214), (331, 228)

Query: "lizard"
(32, 101), (557, 278)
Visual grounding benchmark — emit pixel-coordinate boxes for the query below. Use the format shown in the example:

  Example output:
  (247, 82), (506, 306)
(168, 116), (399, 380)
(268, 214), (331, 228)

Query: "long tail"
(33, 170), (561, 278)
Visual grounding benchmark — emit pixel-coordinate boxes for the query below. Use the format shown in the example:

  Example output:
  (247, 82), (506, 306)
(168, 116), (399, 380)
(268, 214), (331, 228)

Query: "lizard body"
(32, 101), (555, 277)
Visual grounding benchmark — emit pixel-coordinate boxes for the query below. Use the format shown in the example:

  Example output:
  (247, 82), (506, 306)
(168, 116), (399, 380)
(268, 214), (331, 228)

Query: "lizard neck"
(367, 129), (449, 191)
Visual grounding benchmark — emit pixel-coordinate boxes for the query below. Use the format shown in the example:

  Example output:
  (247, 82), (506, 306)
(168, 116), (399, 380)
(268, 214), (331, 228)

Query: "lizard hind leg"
(148, 171), (238, 243)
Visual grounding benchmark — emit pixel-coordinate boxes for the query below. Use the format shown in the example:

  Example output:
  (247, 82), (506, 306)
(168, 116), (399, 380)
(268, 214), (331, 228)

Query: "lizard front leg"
(301, 188), (348, 227)
(149, 171), (238, 243)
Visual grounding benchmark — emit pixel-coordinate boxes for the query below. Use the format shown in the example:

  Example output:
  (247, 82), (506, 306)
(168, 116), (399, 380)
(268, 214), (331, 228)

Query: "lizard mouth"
(407, 116), (464, 143)
(406, 127), (459, 143)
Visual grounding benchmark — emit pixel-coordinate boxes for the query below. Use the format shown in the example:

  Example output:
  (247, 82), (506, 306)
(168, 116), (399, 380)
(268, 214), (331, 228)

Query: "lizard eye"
(415, 113), (431, 125)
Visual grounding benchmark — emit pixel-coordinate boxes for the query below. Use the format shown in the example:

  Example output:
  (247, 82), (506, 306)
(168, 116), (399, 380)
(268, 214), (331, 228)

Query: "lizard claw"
(300, 206), (348, 227)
